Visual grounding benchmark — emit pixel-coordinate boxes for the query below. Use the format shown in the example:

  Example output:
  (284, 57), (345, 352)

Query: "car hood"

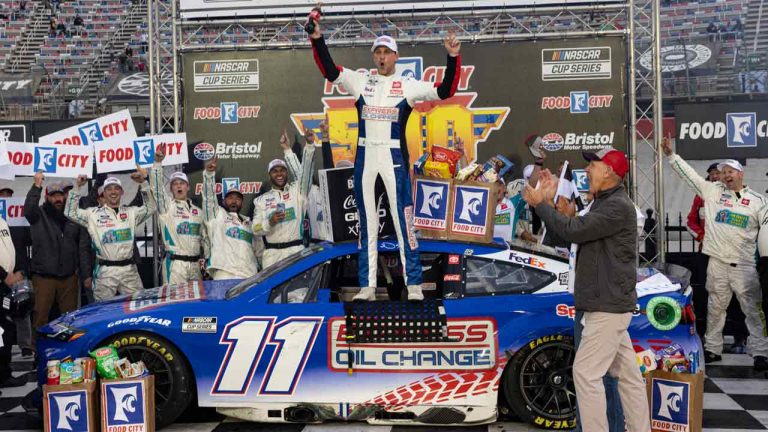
(50, 279), (240, 328)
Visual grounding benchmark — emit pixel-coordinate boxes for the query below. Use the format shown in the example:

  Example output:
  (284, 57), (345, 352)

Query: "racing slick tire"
(501, 334), (576, 430)
(100, 332), (195, 429)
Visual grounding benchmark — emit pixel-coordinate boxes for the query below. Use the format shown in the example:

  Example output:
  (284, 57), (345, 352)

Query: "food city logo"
(192, 102), (261, 124)
(193, 59), (259, 92)
(414, 178), (450, 230)
(133, 138), (155, 165)
(679, 112), (764, 148)
(104, 381), (145, 429)
(47, 390), (88, 431)
(541, 91), (613, 114)
(541, 47), (612, 81)
(34, 147), (58, 173)
(328, 318), (497, 372)
(540, 131), (615, 152)
(0, 200), (6, 221)
(291, 57), (509, 167)
(651, 378), (689, 431)
(193, 178), (262, 196)
(451, 185), (489, 236)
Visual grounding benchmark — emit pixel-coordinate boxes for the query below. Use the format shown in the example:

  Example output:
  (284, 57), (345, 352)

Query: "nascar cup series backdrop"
(182, 37), (626, 211)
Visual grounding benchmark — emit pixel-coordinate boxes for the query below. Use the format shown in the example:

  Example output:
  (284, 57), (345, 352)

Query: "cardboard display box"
(43, 381), (99, 432)
(647, 370), (704, 432)
(447, 180), (497, 243)
(101, 375), (155, 432)
(412, 176), (453, 240)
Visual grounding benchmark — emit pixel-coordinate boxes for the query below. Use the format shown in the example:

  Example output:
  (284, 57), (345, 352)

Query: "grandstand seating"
(0, 0), (757, 118)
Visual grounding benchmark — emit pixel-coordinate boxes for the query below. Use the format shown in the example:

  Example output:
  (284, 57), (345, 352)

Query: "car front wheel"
(100, 332), (195, 429)
(502, 334), (576, 430)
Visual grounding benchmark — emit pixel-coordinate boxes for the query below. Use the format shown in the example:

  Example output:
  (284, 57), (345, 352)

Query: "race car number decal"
(211, 316), (323, 396)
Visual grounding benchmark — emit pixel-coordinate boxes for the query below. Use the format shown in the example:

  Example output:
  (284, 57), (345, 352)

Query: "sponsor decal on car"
(556, 304), (576, 319)
(107, 316), (171, 328)
(509, 252), (547, 269)
(328, 318), (497, 372)
(182, 317), (218, 333)
(126, 281), (204, 312)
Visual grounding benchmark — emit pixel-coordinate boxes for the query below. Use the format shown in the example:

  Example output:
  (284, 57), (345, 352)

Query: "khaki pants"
(31, 274), (79, 347)
(94, 264), (143, 301)
(573, 311), (650, 432)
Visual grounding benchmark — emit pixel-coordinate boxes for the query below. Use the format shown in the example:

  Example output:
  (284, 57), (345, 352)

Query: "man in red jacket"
(686, 163), (720, 244)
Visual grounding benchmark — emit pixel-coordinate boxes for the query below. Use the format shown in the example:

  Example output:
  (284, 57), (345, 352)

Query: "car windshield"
(225, 244), (325, 299)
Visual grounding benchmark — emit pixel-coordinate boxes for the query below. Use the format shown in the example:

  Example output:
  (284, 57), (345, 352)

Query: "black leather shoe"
(0, 374), (27, 388)
(755, 356), (768, 372)
(704, 351), (722, 363)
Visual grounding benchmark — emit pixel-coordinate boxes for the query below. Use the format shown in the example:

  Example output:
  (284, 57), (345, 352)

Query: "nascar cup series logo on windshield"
(651, 378), (689, 431)
(48, 390), (87, 432)
(34, 147), (58, 173)
(134, 138), (155, 165)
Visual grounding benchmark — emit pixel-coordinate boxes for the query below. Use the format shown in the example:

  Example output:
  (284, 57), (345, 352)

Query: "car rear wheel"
(502, 334), (577, 430)
(101, 332), (194, 429)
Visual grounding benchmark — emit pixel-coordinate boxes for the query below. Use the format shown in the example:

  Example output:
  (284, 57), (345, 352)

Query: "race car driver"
(252, 129), (315, 269)
(202, 156), (259, 280)
(149, 150), (204, 285)
(663, 137), (768, 371)
(308, 11), (461, 301)
(66, 172), (155, 301)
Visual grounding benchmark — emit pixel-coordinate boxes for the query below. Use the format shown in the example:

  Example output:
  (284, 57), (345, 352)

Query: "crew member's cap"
(97, 185), (105, 196)
(268, 159), (288, 173)
(371, 35), (398, 53)
(706, 163), (720, 173)
(717, 159), (743, 172)
(46, 182), (67, 195)
(583, 146), (629, 179)
(224, 188), (243, 198)
(169, 171), (189, 184)
(523, 164), (535, 181)
(102, 177), (123, 190)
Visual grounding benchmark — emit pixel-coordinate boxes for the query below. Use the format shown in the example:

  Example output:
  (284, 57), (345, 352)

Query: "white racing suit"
(669, 154), (768, 357)
(202, 170), (259, 280)
(311, 36), (460, 289)
(150, 163), (204, 285)
(252, 146), (315, 269)
(65, 183), (155, 301)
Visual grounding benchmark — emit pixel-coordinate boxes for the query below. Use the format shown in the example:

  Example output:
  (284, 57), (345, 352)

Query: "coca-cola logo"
(343, 195), (356, 210)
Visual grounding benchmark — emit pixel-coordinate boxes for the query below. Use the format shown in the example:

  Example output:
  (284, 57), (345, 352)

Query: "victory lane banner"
(99, 133), (190, 173)
(0, 197), (28, 227)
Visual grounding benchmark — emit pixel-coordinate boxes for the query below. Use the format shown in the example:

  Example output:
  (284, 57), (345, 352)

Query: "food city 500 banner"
(182, 37), (626, 207)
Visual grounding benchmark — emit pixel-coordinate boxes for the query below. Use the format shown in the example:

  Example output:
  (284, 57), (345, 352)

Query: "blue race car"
(38, 239), (702, 430)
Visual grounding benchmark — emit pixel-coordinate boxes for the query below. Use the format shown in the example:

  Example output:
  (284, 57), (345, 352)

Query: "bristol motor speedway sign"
(675, 101), (768, 159)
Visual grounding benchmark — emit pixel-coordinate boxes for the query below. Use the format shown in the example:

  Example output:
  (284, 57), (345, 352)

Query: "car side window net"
(464, 257), (555, 296)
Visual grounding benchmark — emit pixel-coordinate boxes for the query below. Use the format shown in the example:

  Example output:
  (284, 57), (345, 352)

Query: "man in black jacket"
(25, 172), (91, 350)
(522, 147), (650, 432)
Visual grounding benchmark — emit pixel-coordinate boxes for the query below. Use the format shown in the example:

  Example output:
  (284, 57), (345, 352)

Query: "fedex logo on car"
(414, 179), (449, 229)
(103, 381), (145, 430)
(47, 390), (88, 432)
(651, 378), (689, 431)
(509, 252), (547, 268)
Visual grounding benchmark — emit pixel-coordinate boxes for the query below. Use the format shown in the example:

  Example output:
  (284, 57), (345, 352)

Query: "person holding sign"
(307, 7), (462, 301)
(65, 171), (155, 301)
(201, 157), (259, 280)
(148, 149), (204, 285)
(252, 129), (315, 269)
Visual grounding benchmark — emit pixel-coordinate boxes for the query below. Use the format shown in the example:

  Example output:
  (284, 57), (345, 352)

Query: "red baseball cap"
(583, 146), (629, 179)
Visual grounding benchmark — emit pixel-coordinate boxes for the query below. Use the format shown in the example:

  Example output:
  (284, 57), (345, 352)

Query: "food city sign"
(291, 57), (509, 167)
(675, 101), (768, 159)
